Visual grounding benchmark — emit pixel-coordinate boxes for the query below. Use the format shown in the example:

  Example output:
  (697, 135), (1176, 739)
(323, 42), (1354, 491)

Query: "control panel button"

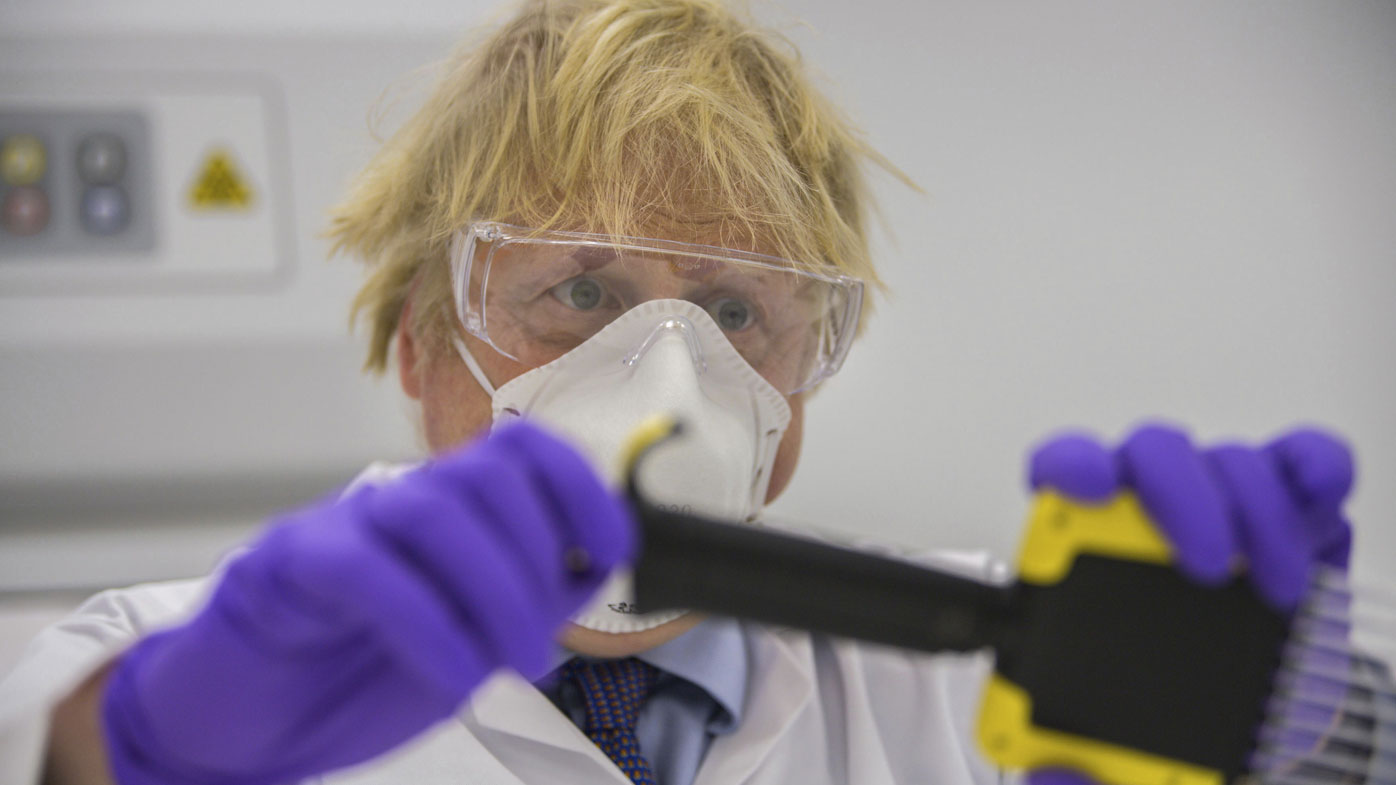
(77, 133), (127, 184)
(1, 134), (47, 186)
(80, 185), (130, 235)
(2, 186), (51, 236)
(1, 107), (154, 259)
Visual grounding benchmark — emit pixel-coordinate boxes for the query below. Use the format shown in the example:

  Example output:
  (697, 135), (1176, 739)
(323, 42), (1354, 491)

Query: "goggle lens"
(452, 223), (862, 394)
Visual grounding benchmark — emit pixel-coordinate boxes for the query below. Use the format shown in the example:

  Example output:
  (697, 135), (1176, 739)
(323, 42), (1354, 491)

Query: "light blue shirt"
(536, 617), (748, 785)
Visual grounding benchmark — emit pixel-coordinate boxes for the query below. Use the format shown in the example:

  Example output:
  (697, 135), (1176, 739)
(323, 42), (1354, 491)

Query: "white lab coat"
(0, 465), (1007, 785)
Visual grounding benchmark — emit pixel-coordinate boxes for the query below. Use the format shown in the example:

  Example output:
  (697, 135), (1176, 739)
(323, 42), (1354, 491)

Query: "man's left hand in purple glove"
(1025, 422), (1355, 785)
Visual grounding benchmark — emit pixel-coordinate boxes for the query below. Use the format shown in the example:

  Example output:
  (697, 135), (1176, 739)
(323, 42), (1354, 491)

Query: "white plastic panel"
(0, 73), (288, 291)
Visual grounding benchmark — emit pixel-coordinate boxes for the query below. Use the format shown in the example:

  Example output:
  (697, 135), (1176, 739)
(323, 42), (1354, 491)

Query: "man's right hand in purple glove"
(98, 421), (634, 785)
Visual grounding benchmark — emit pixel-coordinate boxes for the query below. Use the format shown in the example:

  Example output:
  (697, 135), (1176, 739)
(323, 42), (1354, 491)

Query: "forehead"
(507, 214), (817, 274)
(515, 201), (786, 254)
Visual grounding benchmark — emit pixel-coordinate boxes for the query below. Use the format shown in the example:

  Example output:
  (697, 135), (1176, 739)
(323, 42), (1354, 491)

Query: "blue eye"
(708, 297), (754, 331)
(550, 277), (605, 310)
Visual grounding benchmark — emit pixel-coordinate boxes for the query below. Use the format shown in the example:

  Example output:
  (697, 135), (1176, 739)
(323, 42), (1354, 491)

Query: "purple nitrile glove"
(101, 421), (634, 785)
(1024, 423), (1355, 785)
(1027, 423), (1353, 608)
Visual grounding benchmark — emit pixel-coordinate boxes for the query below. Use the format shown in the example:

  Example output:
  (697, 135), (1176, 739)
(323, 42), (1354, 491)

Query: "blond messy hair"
(328, 0), (907, 373)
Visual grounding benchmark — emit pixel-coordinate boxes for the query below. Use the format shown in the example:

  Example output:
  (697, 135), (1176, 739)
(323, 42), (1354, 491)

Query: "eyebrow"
(665, 255), (723, 282)
(566, 245), (620, 272)
(562, 244), (808, 292)
(565, 245), (722, 283)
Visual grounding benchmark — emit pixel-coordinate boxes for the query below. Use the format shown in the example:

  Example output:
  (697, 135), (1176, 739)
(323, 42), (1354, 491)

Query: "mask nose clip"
(624, 316), (707, 375)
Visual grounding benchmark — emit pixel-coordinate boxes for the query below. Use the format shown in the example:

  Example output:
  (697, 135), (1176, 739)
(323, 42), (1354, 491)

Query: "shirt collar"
(538, 616), (749, 734)
(636, 616), (747, 733)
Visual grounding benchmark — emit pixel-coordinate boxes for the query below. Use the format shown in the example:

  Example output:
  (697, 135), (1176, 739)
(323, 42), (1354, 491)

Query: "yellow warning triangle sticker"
(188, 149), (254, 210)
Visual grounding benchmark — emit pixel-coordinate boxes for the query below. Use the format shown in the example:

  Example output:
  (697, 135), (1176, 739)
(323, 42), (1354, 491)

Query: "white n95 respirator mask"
(453, 298), (791, 634)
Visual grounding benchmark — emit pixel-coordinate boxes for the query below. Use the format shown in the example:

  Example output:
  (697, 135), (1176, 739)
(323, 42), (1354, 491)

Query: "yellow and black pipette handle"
(624, 417), (1290, 785)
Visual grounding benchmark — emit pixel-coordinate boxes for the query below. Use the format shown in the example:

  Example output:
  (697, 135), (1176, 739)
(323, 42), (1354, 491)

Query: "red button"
(2, 186), (50, 236)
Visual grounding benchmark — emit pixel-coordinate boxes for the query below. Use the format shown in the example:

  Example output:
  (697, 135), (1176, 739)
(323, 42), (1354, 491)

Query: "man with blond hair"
(1, 1), (1357, 784)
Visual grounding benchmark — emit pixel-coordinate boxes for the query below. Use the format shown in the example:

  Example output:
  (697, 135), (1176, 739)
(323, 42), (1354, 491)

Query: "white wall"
(776, 0), (1396, 588)
(1, 0), (1392, 612)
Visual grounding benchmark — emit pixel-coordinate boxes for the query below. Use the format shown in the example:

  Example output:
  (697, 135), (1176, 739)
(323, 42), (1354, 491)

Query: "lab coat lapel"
(462, 669), (633, 784)
(318, 715), (515, 785)
(693, 625), (814, 785)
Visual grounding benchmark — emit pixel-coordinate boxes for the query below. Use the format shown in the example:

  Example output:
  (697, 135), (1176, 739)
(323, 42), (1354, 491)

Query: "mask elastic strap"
(451, 334), (497, 397)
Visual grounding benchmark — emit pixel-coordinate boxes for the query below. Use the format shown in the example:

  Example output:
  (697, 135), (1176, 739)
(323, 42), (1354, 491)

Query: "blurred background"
(1, 0), (1393, 673)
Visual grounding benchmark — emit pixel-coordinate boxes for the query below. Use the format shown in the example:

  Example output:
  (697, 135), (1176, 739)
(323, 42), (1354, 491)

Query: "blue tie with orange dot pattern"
(561, 657), (661, 785)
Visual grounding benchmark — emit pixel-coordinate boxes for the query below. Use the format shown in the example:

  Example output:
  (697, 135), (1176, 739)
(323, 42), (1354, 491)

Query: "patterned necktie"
(561, 657), (661, 785)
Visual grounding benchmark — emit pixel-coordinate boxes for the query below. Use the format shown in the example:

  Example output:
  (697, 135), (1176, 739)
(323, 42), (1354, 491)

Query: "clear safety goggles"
(450, 222), (865, 395)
